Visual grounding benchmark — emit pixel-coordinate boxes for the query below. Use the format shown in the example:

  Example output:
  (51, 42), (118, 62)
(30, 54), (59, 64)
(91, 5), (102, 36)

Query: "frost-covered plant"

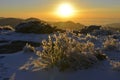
(110, 61), (120, 71)
(0, 26), (14, 31)
(36, 32), (106, 71)
(84, 34), (98, 43)
(103, 38), (120, 51)
(23, 43), (36, 53)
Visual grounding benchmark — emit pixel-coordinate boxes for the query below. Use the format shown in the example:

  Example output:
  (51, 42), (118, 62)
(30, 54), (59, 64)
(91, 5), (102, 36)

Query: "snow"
(0, 51), (120, 80)
(0, 31), (120, 80)
(0, 31), (49, 43)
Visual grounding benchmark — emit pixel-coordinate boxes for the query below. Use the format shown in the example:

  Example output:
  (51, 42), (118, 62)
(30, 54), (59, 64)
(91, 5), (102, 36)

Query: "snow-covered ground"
(0, 30), (120, 80)
(0, 51), (120, 80)
(0, 31), (49, 43)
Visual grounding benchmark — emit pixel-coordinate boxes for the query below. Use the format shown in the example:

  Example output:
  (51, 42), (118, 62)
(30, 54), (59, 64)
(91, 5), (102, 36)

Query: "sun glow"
(56, 3), (74, 17)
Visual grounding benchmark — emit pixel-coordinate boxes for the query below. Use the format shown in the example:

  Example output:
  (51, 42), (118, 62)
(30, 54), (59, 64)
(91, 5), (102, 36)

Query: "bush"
(35, 32), (107, 71)
(23, 43), (36, 53)
(110, 61), (120, 71)
(0, 26), (14, 31)
(103, 38), (120, 51)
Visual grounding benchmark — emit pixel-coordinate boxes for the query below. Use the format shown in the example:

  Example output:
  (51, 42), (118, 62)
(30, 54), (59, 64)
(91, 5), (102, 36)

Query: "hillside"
(104, 23), (120, 31)
(0, 18), (24, 27)
(0, 18), (85, 31)
(25, 17), (41, 22)
(50, 21), (85, 31)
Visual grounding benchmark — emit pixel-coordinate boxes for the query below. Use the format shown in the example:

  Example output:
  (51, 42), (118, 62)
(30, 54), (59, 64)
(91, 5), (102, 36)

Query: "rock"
(0, 41), (41, 54)
(15, 21), (56, 34)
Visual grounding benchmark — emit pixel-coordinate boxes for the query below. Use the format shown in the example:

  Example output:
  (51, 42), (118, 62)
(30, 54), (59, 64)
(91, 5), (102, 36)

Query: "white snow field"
(0, 30), (120, 80)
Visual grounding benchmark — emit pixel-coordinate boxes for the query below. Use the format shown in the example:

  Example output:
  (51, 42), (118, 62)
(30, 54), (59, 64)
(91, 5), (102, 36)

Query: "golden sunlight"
(56, 3), (74, 18)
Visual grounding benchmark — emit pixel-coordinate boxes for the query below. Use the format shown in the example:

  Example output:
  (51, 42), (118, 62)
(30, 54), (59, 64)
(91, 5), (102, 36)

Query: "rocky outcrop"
(15, 21), (57, 34)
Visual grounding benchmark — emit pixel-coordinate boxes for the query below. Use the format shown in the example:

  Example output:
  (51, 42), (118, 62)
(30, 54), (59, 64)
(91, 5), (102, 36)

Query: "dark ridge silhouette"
(0, 18), (85, 31)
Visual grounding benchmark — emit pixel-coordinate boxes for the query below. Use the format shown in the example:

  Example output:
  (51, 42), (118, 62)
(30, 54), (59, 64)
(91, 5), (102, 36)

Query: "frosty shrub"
(110, 61), (120, 71)
(0, 26), (14, 31)
(84, 34), (98, 43)
(23, 43), (36, 53)
(36, 32), (107, 71)
(103, 38), (120, 51)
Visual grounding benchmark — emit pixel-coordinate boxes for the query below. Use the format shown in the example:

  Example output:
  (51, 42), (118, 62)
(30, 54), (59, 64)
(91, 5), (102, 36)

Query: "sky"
(0, 0), (120, 24)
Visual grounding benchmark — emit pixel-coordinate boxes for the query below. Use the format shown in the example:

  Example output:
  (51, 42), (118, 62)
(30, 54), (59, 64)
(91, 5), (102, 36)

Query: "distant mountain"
(104, 23), (120, 31)
(0, 18), (24, 27)
(50, 21), (85, 31)
(105, 23), (120, 27)
(25, 18), (41, 22)
(0, 18), (85, 31)
(0, 17), (46, 28)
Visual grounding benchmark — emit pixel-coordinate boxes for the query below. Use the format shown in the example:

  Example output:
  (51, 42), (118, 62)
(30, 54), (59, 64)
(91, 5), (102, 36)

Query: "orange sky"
(0, 0), (120, 24)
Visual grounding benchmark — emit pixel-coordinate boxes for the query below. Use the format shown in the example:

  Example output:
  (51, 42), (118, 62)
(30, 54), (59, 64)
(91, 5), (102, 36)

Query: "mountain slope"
(104, 23), (120, 31)
(50, 21), (85, 31)
(0, 18), (24, 27)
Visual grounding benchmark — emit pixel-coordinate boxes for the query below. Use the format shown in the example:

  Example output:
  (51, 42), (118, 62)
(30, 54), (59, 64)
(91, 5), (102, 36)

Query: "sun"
(56, 3), (74, 17)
